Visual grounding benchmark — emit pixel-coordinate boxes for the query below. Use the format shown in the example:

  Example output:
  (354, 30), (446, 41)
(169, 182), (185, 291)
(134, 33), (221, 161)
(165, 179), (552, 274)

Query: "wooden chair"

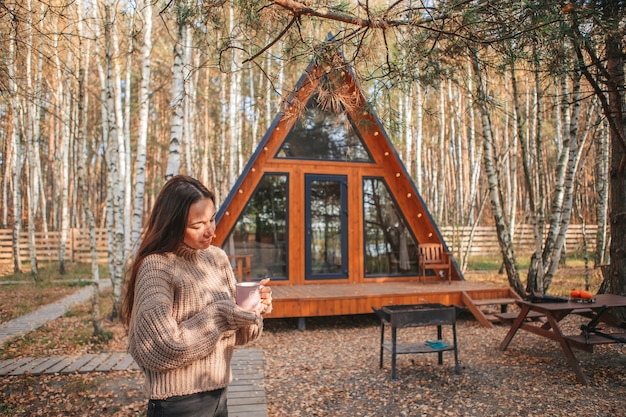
(417, 243), (452, 284)
(229, 254), (252, 282)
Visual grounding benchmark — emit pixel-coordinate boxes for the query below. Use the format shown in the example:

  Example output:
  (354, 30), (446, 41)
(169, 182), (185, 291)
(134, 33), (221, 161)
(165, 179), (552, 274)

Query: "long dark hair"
(121, 175), (215, 327)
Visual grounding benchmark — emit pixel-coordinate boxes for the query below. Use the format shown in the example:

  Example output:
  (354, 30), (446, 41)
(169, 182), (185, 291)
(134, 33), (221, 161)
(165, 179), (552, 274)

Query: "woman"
(121, 175), (272, 417)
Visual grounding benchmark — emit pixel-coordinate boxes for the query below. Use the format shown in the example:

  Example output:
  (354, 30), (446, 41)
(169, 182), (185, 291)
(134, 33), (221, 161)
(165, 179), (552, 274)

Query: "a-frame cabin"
(214, 44), (516, 327)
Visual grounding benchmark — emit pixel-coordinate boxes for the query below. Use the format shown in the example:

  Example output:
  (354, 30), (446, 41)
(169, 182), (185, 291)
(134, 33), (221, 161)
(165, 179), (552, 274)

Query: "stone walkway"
(0, 281), (110, 346)
(0, 281), (268, 417)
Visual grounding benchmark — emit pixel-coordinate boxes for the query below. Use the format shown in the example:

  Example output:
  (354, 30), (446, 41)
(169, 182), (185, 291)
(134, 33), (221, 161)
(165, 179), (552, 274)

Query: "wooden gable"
(214, 48), (462, 285)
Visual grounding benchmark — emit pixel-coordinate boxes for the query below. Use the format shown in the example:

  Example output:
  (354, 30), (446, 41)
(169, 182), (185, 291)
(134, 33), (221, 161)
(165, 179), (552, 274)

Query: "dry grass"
(0, 262), (97, 323)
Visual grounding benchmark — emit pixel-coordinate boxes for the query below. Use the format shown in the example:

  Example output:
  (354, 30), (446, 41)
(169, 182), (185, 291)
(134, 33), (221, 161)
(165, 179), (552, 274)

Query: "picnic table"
(498, 293), (626, 385)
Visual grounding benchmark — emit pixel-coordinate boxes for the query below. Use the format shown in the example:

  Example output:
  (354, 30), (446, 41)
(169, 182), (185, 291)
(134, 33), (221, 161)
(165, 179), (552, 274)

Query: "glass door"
(305, 175), (348, 280)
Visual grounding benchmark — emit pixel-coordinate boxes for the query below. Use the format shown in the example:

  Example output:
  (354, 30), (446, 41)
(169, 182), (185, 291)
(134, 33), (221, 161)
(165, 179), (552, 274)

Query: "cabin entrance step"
(461, 288), (522, 328)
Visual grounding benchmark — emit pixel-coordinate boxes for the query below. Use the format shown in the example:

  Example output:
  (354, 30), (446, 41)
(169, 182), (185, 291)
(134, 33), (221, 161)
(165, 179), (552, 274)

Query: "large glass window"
(305, 175), (348, 279)
(363, 178), (419, 277)
(223, 174), (288, 280)
(277, 94), (373, 162)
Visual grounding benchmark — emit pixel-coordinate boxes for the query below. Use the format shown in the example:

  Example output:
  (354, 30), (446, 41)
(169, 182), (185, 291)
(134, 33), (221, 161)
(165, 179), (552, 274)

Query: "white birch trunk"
(542, 75), (571, 268)
(404, 85), (414, 175)
(201, 69), (215, 188)
(131, 0), (153, 254)
(448, 81), (463, 224)
(414, 77), (424, 192)
(544, 72), (583, 289)
(265, 48), (274, 136)
(466, 59), (482, 225)
(101, 1), (125, 317)
(122, 13), (134, 256)
(228, 3), (243, 188)
(594, 118), (609, 266)
(54, 11), (72, 275)
(184, 25), (196, 176)
(1, 136), (11, 228)
(507, 75), (518, 254)
(25, 0), (38, 279)
(471, 50), (524, 296)
(217, 70), (228, 202)
(526, 58), (548, 292)
(436, 82), (446, 221)
(250, 68), (260, 148)
(77, 2), (103, 335)
(33, 1), (48, 237)
(93, 6), (115, 283)
(7, 5), (24, 273)
(165, 12), (186, 179)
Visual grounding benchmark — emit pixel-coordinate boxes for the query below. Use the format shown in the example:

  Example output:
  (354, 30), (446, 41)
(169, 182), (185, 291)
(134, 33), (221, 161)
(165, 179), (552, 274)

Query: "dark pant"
(147, 388), (228, 417)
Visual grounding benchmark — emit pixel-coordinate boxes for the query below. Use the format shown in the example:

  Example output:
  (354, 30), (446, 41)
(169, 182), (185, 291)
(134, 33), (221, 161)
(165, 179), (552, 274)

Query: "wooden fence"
(0, 224), (600, 275)
(0, 228), (109, 275)
(440, 224), (599, 257)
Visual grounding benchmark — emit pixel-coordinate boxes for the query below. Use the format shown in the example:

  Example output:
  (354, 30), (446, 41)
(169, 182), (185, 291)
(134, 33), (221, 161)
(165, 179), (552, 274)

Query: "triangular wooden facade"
(214, 47), (462, 286)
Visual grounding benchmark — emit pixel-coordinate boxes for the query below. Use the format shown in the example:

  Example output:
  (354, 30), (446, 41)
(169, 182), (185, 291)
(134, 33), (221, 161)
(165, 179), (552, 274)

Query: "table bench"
(565, 332), (626, 351)
(495, 310), (545, 323)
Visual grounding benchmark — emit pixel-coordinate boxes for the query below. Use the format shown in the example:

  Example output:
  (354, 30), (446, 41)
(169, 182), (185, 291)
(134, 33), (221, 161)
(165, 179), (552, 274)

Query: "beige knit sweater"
(127, 244), (263, 400)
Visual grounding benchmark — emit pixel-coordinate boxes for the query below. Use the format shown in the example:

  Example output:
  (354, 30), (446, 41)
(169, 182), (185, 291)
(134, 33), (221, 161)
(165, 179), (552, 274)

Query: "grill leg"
(437, 325), (443, 365)
(391, 327), (397, 380)
(379, 323), (384, 369)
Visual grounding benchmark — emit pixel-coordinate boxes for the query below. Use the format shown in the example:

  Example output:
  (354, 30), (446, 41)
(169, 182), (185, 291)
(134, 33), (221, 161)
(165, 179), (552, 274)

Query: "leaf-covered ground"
(2, 267), (623, 416)
(251, 314), (625, 417)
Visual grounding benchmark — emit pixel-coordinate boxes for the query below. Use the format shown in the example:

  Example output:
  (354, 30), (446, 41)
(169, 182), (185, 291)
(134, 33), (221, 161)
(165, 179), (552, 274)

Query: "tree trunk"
(59, 29), (73, 275)
(228, 4), (243, 188)
(594, 119), (609, 267)
(605, 24), (626, 303)
(165, 9), (186, 179)
(466, 59), (482, 227)
(522, 54), (547, 292)
(436, 81), (446, 222)
(77, 2), (103, 335)
(122, 15), (134, 257)
(8, 2), (24, 274)
(101, 1), (126, 318)
(25, 1), (38, 281)
(471, 49), (524, 296)
(414, 76), (424, 192)
(543, 71), (583, 290)
(131, 0), (153, 254)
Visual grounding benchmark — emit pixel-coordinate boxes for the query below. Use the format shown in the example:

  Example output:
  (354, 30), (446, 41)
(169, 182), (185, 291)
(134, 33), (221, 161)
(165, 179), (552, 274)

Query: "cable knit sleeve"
(128, 254), (260, 372)
(216, 248), (264, 346)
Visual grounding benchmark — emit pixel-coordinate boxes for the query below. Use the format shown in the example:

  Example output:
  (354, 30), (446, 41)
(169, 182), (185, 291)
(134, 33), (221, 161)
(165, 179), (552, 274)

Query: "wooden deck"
(0, 348), (268, 417)
(265, 279), (519, 327)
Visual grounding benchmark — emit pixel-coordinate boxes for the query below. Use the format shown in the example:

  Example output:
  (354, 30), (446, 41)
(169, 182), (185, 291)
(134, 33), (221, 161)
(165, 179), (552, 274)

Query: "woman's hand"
(258, 278), (273, 315)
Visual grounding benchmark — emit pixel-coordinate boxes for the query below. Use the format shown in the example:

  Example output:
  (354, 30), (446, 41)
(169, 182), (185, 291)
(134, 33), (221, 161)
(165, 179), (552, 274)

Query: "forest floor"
(1, 264), (624, 416)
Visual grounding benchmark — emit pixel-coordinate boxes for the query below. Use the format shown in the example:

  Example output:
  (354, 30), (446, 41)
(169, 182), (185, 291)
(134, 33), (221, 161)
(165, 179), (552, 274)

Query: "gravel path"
(250, 313), (626, 417)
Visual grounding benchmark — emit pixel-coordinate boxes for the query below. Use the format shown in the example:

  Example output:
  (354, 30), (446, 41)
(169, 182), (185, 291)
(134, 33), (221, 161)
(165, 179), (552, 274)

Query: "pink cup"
(235, 282), (261, 311)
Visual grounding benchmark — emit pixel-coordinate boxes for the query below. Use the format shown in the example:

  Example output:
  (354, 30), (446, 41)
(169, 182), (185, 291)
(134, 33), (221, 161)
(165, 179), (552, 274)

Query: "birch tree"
(99, 0), (126, 317)
(471, 47), (524, 296)
(56, 7), (73, 275)
(77, 1), (103, 336)
(164, 2), (189, 179)
(7, 0), (24, 274)
(594, 120), (609, 267)
(228, 2), (244, 188)
(131, 0), (153, 254)
(25, 0), (39, 280)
